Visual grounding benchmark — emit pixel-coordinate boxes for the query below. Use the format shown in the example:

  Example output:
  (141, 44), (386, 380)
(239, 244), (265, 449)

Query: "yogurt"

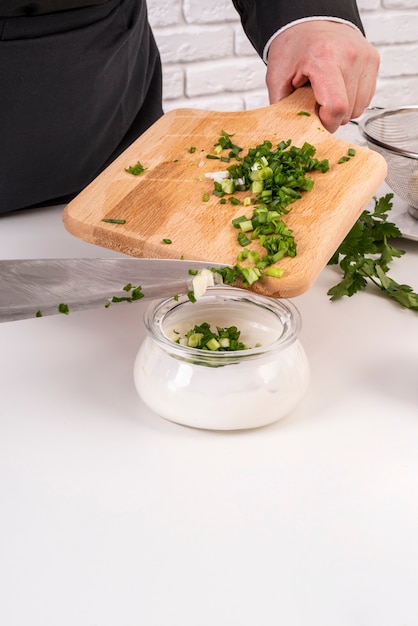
(133, 287), (310, 430)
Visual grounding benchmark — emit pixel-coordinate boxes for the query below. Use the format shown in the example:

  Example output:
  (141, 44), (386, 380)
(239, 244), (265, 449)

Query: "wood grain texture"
(63, 88), (387, 298)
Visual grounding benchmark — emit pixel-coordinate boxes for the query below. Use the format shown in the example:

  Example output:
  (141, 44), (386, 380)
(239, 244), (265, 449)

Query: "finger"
(267, 72), (296, 104)
(314, 41), (379, 126)
(350, 67), (379, 120)
(308, 71), (352, 132)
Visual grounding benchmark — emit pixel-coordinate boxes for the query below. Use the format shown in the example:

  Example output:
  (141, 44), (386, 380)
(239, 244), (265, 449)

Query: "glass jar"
(133, 287), (310, 430)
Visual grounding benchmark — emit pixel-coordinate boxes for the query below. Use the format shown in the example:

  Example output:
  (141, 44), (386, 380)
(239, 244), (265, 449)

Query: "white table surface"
(1, 188), (417, 626)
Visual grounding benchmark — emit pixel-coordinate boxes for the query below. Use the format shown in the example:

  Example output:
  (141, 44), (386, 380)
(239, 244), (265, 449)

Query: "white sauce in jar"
(134, 288), (310, 430)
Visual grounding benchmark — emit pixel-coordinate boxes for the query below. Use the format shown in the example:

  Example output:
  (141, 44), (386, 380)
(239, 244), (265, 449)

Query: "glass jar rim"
(142, 286), (302, 362)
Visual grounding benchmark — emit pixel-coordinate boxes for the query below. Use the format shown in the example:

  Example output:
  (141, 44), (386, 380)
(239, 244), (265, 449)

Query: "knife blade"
(0, 258), (230, 322)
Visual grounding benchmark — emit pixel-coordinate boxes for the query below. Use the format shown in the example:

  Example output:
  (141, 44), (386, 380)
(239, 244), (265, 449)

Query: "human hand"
(266, 20), (380, 133)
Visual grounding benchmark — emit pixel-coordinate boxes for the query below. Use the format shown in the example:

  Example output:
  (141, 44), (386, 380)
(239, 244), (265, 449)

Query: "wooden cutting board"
(63, 87), (387, 298)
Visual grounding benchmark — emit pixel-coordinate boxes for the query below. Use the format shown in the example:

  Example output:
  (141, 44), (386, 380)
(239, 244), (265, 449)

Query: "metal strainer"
(357, 106), (418, 219)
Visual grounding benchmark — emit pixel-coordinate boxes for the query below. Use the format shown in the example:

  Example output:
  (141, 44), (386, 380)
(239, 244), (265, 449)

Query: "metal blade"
(0, 258), (229, 322)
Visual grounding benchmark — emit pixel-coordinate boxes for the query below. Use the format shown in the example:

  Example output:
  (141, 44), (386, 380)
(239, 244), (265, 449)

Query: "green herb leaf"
(327, 194), (418, 311)
(125, 161), (146, 176)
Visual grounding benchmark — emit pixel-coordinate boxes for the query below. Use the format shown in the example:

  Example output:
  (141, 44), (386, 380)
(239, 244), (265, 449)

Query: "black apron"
(0, 0), (163, 213)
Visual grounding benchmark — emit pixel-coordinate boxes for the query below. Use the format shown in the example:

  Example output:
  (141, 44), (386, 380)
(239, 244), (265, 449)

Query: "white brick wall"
(147, 0), (418, 112)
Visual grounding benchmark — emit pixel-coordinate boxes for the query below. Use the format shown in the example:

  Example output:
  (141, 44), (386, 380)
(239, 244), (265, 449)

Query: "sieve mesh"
(359, 107), (418, 214)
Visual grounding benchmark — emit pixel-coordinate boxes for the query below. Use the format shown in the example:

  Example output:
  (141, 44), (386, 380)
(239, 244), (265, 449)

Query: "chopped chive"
(162, 238), (172, 244)
(102, 218), (126, 224)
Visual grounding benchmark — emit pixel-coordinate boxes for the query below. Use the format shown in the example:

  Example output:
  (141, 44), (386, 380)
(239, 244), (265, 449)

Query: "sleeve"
(231, 0), (365, 58)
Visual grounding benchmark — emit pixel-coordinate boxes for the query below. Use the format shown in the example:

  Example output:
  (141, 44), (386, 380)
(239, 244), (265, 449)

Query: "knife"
(0, 258), (229, 322)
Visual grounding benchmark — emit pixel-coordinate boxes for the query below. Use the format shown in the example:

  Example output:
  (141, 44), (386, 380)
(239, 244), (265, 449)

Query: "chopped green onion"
(237, 231), (251, 246)
(106, 284), (144, 306)
(188, 332), (204, 348)
(202, 132), (332, 286)
(339, 148), (356, 163)
(221, 179), (236, 194)
(232, 215), (249, 228)
(238, 265), (262, 285)
(265, 267), (285, 278)
(102, 218), (126, 224)
(173, 321), (250, 351)
(239, 220), (253, 233)
(251, 180), (264, 194)
(206, 337), (221, 351)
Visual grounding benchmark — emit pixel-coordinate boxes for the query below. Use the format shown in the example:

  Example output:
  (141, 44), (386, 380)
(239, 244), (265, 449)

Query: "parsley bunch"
(328, 194), (418, 311)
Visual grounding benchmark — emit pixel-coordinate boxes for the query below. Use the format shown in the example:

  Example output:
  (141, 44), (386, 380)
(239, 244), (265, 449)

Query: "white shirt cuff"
(262, 16), (364, 63)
